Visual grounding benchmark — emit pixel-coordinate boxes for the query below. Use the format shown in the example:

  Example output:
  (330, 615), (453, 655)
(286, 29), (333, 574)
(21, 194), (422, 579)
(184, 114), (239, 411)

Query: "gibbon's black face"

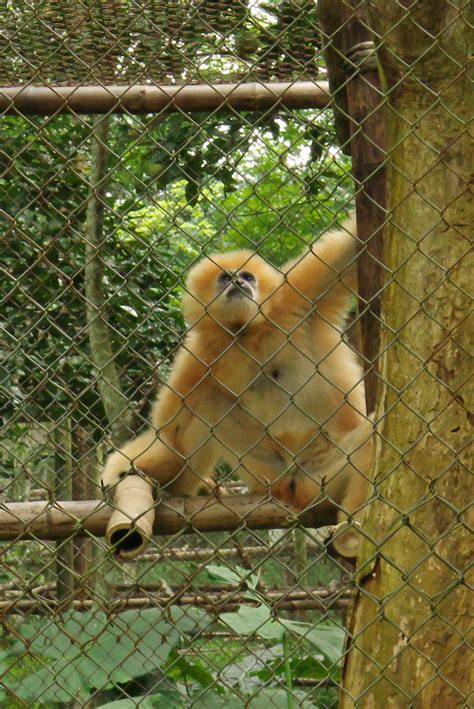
(216, 269), (258, 302)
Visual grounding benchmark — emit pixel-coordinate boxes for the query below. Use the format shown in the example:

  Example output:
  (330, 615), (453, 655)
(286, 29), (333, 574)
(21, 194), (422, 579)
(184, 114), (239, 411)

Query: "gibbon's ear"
(181, 256), (220, 326)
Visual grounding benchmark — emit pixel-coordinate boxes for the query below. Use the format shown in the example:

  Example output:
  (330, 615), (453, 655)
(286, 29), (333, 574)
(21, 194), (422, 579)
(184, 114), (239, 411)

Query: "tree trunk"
(341, 4), (471, 706)
(84, 116), (132, 445)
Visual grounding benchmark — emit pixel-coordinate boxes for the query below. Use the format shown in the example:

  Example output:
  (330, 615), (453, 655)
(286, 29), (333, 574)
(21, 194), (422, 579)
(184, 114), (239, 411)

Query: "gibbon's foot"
(100, 453), (148, 494)
(194, 477), (231, 498)
(100, 470), (141, 498)
(195, 476), (219, 495)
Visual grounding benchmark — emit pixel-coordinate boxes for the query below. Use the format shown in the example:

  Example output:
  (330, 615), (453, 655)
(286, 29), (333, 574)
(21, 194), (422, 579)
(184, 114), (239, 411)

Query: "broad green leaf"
(98, 690), (184, 708)
(220, 605), (284, 641)
(20, 610), (110, 658)
(5, 659), (90, 703)
(280, 619), (345, 665)
(7, 608), (189, 700)
(169, 606), (211, 634)
(166, 654), (216, 691)
(191, 687), (316, 708)
(205, 564), (258, 589)
(253, 655), (341, 683)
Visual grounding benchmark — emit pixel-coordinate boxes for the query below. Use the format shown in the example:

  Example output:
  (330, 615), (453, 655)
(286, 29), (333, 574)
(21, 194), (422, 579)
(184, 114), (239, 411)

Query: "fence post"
(319, 0), (387, 414)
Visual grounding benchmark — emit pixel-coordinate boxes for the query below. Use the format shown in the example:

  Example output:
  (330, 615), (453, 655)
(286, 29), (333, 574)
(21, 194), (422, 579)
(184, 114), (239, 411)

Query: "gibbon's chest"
(211, 328), (329, 433)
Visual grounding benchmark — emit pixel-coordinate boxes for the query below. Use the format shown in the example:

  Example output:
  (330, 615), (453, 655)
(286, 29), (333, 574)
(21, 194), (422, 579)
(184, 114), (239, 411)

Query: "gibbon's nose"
(226, 276), (252, 300)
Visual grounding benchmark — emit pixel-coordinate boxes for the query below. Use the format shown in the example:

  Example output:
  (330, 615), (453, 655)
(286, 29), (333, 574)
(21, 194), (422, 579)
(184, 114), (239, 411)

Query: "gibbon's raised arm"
(277, 215), (358, 319)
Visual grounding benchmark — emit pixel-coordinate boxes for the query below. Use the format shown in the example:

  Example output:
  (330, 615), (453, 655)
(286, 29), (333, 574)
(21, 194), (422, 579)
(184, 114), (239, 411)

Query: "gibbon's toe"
(100, 452), (132, 492)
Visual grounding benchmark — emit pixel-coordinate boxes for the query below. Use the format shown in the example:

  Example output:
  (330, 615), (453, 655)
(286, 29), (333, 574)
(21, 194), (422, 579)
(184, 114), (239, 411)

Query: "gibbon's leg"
(101, 414), (222, 495)
(328, 421), (373, 557)
(237, 445), (290, 497)
(100, 428), (184, 491)
(165, 419), (221, 496)
(335, 436), (372, 533)
(291, 419), (373, 516)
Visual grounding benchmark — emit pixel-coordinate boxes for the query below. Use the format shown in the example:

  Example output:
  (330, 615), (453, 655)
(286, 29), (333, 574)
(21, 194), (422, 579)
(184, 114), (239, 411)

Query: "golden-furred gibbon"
(101, 215), (373, 549)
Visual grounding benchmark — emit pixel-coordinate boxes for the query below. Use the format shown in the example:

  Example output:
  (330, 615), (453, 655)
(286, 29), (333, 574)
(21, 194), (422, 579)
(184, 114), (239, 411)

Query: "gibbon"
(101, 216), (373, 544)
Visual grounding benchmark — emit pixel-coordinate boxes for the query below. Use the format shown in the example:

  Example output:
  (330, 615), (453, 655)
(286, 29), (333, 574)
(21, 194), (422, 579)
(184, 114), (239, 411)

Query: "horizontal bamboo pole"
(0, 587), (352, 615)
(0, 81), (330, 115)
(0, 494), (336, 542)
(139, 542), (291, 562)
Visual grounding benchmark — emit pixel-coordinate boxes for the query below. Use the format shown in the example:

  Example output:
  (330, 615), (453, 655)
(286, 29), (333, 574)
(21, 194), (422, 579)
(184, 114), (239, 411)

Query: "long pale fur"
(101, 215), (372, 536)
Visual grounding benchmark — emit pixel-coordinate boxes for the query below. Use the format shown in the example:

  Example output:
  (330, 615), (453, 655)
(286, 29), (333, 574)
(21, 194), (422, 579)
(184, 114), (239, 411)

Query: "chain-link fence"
(0, 2), (470, 707)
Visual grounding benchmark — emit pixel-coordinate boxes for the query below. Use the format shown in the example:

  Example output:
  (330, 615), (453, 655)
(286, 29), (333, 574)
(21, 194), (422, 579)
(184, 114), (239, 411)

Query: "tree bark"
(341, 3), (471, 706)
(84, 116), (132, 445)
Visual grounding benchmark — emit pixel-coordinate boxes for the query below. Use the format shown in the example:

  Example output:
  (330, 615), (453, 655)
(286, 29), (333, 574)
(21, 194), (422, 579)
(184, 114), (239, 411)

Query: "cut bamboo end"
(105, 475), (155, 560)
(330, 520), (362, 558)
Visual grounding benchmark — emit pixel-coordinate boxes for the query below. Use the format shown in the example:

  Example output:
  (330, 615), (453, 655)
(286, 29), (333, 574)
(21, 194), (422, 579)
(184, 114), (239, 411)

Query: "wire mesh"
(0, 1), (471, 707)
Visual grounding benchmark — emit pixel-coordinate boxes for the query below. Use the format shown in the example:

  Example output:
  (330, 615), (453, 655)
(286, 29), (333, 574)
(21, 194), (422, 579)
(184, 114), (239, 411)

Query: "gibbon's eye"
(217, 271), (232, 285)
(240, 271), (255, 283)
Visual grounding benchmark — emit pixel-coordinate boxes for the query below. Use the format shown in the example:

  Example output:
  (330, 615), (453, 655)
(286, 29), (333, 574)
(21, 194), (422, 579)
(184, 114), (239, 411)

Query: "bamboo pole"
(0, 81), (330, 115)
(139, 542), (291, 563)
(84, 115), (133, 446)
(0, 495), (336, 542)
(72, 427), (98, 597)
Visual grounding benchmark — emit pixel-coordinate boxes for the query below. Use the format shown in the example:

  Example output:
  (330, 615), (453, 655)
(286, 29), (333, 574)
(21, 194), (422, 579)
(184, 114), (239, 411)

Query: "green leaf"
(253, 655), (341, 683)
(190, 687), (316, 708)
(98, 690), (184, 708)
(205, 563), (258, 589)
(220, 605), (284, 641)
(6, 608), (189, 701)
(167, 653), (216, 691)
(280, 620), (345, 665)
(168, 606), (211, 635)
(6, 659), (90, 703)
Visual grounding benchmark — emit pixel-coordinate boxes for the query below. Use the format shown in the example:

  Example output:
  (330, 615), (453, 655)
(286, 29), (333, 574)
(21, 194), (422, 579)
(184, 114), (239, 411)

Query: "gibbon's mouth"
(226, 285), (253, 300)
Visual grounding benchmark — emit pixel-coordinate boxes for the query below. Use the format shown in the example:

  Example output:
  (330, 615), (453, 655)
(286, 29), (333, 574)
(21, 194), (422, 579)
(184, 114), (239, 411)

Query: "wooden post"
(53, 419), (74, 608)
(319, 1), (387, 414)
(72, 427), (97, 597)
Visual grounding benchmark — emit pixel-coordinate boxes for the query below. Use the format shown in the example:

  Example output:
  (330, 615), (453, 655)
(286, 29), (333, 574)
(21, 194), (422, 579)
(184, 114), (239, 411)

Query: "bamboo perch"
(0, 81), (330, 116)
(0, 494), (336, 543)
(0, 589), (352, 615)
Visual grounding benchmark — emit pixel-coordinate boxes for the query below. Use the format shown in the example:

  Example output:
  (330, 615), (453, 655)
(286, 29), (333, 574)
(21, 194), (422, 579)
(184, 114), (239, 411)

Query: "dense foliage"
(1, 109), (352, 437)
